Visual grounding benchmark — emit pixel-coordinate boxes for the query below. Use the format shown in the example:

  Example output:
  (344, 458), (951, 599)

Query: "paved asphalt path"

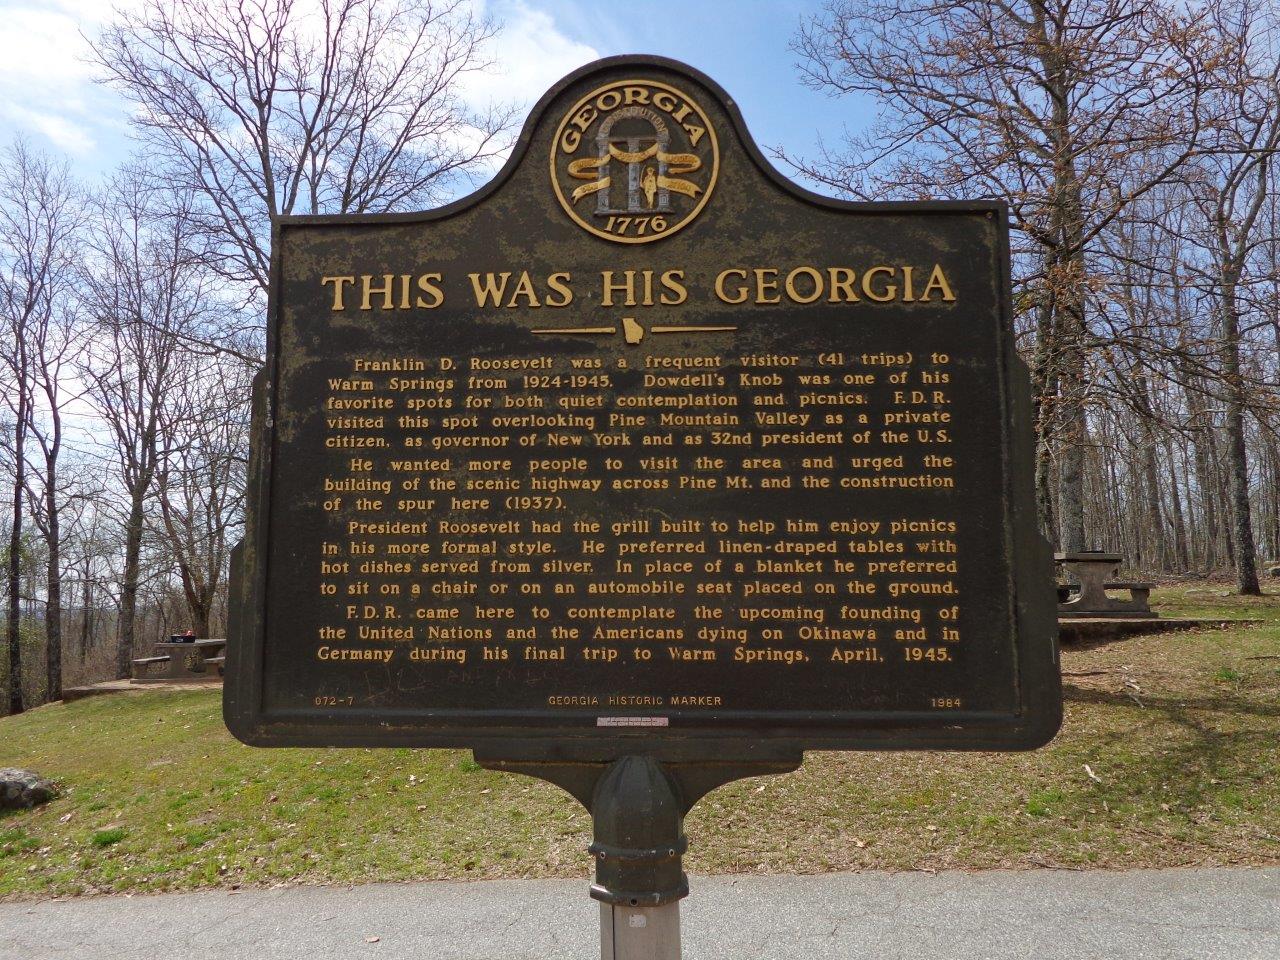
(2, 867), (1277, 959)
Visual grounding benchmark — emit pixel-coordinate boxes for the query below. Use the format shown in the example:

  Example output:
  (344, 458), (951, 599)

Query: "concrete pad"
(1058, 618), (1261, 645)
(61, 680), (222, 703)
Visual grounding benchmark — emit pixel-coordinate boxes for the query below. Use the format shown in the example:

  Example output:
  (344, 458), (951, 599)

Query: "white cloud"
(0, 0), (143, 157)
(0, 7), (94, 86)
(0, 104), (95, 153)
(0, 0), (595, 165)
(464, 0), (599, 112)
(438, 0), (597, 185)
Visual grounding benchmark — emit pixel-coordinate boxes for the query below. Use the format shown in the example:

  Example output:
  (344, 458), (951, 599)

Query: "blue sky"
(526, 0), (870, 163)
(0, 0), (873, 189)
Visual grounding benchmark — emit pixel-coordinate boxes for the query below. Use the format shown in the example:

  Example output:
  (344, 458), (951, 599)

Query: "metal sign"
(224, 55), (1061, 756)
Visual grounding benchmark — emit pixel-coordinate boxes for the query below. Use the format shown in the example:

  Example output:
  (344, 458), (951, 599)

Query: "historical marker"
(225, 54), (1061, 958)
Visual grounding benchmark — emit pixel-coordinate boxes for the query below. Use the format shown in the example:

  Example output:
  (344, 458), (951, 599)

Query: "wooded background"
(3, 0), (1278, 714)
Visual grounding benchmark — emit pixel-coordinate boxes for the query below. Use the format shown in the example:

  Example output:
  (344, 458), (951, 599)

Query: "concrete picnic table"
(135, 638), (227, 682)
(1055, 552), (1152, 618)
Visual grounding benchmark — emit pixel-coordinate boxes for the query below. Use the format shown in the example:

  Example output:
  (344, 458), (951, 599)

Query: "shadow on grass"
(1063, 683), (1280, 719)
(1059, 622), (1267, 654)
(1061, 683), (1280, 822)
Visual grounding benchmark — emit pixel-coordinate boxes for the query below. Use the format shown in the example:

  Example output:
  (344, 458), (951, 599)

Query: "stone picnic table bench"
(1055, 552), (1154, 618)
(131, 638), (227, 683)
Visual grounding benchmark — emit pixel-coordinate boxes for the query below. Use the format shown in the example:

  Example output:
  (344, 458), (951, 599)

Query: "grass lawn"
(1, 580), (1277, 899)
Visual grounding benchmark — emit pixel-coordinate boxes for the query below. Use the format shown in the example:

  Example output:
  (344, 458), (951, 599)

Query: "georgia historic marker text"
(224, 56), (1061, 755)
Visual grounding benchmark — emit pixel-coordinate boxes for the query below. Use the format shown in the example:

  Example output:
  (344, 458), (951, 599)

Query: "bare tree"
(789, 0), (1213, 551)
(1175, 0), (1280, 594)
(81, 170), (213, 678)
(154, 351), (251, 636)
(0, 142), (81, 710)
(0, 285), (29, 714)
(0, 344), (27, 713)
(91, 0), (513, 301)
(1257, 170), (1280, 565)
(17, 166), (84, 701)
(56, 475), (113, 662)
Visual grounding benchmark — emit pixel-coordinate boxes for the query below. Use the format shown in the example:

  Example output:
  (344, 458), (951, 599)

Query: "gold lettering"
(785, 266), (824, 304)
(468, 272), (510, 307)
(360, 274), (395, 311)
(901, 265), (917, 302)
(659, 269), (688, 305)
(415, 273), (444, 309)
(861, 266), (897, 303)
(920, 264), (956, 302)
(754, 268), (781, 304)
(322, 276), (355, 311)
(640, 269), (654, 305)
(827, 267), (859, 302)
(545, 272), (574, 307)
(508, 271), (541, 308)
(714, 268), (749, 304)
(601, 270), (635, 307)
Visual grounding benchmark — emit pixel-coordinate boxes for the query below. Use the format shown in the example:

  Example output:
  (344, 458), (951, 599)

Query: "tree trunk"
(1053, 233), (1089, 554)
(41, 404), (63, 702)
(193, 603), (211, 639)
(1181, 365), (1221, 571)
(6, 382), (27, 716)
(1164, 438), (1190, 571)
(1143, 448), (1164, 569)
(1030, 286), (1059, 544)
(1268, 440), (1280, 562)
(80, 554), (92, 657)
(1056, 385), (1088, 551)
(44, 466), (62, 703)
(1045, 218), (1089, 554)
(1220, 272), (1261, 594)
(1223, 402), (1260, 593)
(1210, 425), (1235, 567)
(1031, 0), (1089, 554)
(116, 490), (147, 679)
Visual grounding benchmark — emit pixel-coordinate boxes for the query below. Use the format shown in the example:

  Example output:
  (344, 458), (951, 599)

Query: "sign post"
(592, 757), (685, 960)
(225, 55), (1061, 957)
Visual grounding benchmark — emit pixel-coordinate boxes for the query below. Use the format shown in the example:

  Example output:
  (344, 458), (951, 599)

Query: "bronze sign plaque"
(224, 56), (1061, 755)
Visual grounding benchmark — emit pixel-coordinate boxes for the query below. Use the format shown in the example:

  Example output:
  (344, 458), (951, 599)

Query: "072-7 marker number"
(314, 695), (355, 707)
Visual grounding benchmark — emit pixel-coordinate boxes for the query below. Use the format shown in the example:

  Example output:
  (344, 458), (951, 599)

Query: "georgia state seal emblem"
(550, 79), (719, 244)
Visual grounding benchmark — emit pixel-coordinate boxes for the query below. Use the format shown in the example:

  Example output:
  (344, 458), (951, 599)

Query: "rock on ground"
(0, 767), (56, 809)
